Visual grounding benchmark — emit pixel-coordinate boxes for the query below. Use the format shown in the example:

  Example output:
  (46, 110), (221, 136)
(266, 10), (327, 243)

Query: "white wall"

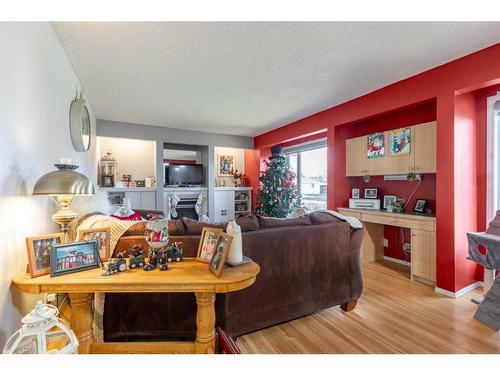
(214, 146), (245, 186)
(0, 23), (97, 347)
(97, 136), (156, 182)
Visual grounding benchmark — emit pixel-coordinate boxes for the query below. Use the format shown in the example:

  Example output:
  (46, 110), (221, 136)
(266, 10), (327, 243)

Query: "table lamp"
(33, 161), (95, 239)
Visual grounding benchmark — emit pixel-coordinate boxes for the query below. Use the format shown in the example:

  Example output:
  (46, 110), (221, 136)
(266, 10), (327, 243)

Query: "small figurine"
(157, 248), (169, 271)
(159, 263), (168, 271)
(143, 264), (155, 271)
(129, 244), (146, 269)
(149, 248), (159, 268)
(167, 241), (184, 263)
(101, 252), (127, 275)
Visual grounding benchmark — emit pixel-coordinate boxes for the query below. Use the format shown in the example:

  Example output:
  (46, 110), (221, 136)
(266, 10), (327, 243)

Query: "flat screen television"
(165, 163), (204, 186)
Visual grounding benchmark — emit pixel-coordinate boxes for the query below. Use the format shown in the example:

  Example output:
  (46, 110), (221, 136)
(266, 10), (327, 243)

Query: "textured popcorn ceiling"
(53, 22), (500, 137)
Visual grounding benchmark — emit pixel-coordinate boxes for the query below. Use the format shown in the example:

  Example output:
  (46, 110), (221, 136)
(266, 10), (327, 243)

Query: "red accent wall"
(248, 43), (500, 293)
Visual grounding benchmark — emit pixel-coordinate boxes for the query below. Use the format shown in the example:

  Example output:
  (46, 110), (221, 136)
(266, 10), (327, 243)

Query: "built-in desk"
(338, 207), (436, 286)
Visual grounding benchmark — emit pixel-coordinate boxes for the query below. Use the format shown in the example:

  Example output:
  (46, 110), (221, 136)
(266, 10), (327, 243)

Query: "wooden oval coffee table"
(13, 259), (260, 354)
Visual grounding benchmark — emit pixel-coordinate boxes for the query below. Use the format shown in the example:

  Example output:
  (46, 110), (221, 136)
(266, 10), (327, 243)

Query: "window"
(487, 94), (500, 222)
(285, 140), (327, 211)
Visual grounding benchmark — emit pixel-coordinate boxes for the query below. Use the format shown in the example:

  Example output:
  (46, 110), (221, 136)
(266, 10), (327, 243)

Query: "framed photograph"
(26, 233), (64, 278)
(209, 233), (233, 277)
(414, 199), (427, 213)
(383, 195), (397, 209)
(389, 127), (411, 156)
(217, 154), (234, 176)
(364, 188), (378, 199)
(367, 133), (385, 159)
(196, 227), (224, 263)
(78, 227), (110, 261)
(352, 188), (360, 199)
(50, 240), (100, 277)
(101, 175), (114, 187)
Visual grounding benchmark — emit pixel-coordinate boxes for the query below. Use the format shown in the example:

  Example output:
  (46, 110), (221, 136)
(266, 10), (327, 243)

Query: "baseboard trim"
(383, 256), (410, 267)
(435, 281), (483, 299)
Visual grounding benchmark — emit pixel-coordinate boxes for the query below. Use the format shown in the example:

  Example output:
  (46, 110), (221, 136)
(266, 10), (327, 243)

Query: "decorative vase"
(226, 220), (243, 263)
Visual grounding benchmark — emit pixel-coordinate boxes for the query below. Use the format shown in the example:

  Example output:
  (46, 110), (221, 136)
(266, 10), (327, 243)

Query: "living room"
(1, 1), (500, 372)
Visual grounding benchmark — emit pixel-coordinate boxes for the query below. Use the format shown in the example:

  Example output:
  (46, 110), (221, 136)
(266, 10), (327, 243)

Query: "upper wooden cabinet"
(413, 122), (436, 173)
(345, 121), (436, 176)
(345, 137), (367, 176)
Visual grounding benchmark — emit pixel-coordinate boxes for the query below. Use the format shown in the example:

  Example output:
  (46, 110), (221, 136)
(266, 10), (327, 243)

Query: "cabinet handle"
(416, 166), (420, 170)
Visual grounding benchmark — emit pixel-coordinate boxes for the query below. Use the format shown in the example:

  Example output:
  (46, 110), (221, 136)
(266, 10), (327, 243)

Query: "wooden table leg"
(69, 293), (94, 354)
(194, 292), (216, 354)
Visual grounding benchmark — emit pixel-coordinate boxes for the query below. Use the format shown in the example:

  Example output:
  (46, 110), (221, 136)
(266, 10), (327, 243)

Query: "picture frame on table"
(196, 227), (224, 264)
(78, 227), (111, 261)
(383, 195), (397, 210)
(26, 233), (65, 278)
(352, 188), (360, 199)
(50, 240), (100, 277)
(209, 233), (233, 277)
(414, 199), (427, 213)
(364, 188), (378, 199)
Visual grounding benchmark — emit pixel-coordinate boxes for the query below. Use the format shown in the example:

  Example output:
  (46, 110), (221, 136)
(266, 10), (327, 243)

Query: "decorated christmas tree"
(256, 145), (300, 218)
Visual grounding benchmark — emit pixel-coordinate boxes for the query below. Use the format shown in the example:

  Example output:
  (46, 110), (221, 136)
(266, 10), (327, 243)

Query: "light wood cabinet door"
(413, 121), (437, 173)
(365, 133), (389, 176)
(411, 229), (436, 283)
(385, 127), (415, 174)
(346, 137), (367, 176)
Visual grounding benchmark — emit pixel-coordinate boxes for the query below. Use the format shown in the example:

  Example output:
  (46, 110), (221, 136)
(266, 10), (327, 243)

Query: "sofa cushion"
(133, 209), (165, 220)
(309, 211), (342, 225)
(235, 215), (260, 232)
(257, 215), (312, 229)
(181, 217), (227, 235)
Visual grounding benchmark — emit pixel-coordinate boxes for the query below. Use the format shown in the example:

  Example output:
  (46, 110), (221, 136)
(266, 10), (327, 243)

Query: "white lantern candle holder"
(3, 301), (79, 354)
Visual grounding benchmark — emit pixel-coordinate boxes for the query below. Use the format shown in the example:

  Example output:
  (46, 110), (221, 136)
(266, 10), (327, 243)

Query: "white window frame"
(284, 138), (327, 207)
(486, 92), (500, 223)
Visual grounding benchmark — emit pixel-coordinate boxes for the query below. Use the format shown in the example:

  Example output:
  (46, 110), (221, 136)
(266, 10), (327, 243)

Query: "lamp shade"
(33, 164), (95, 196)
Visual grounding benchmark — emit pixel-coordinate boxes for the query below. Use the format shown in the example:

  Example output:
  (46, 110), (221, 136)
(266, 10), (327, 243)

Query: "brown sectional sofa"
(104, 212), (364, 341)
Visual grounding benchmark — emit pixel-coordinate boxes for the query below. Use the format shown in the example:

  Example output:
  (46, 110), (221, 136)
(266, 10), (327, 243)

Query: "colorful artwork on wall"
(367, 133), (385, 158)
(390, 128), (411, 156)
(217, 154), (235, 176)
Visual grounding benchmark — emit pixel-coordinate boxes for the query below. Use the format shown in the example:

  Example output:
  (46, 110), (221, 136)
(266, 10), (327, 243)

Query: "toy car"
(129, 244), (146, 269)
(167, 242), (183, 263)
(101, 252), (127, 275)
(143, 264), (155, 271)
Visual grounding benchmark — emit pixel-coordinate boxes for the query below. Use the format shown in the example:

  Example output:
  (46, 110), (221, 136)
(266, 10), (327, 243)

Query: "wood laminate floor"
(237, 260), (500, 353)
